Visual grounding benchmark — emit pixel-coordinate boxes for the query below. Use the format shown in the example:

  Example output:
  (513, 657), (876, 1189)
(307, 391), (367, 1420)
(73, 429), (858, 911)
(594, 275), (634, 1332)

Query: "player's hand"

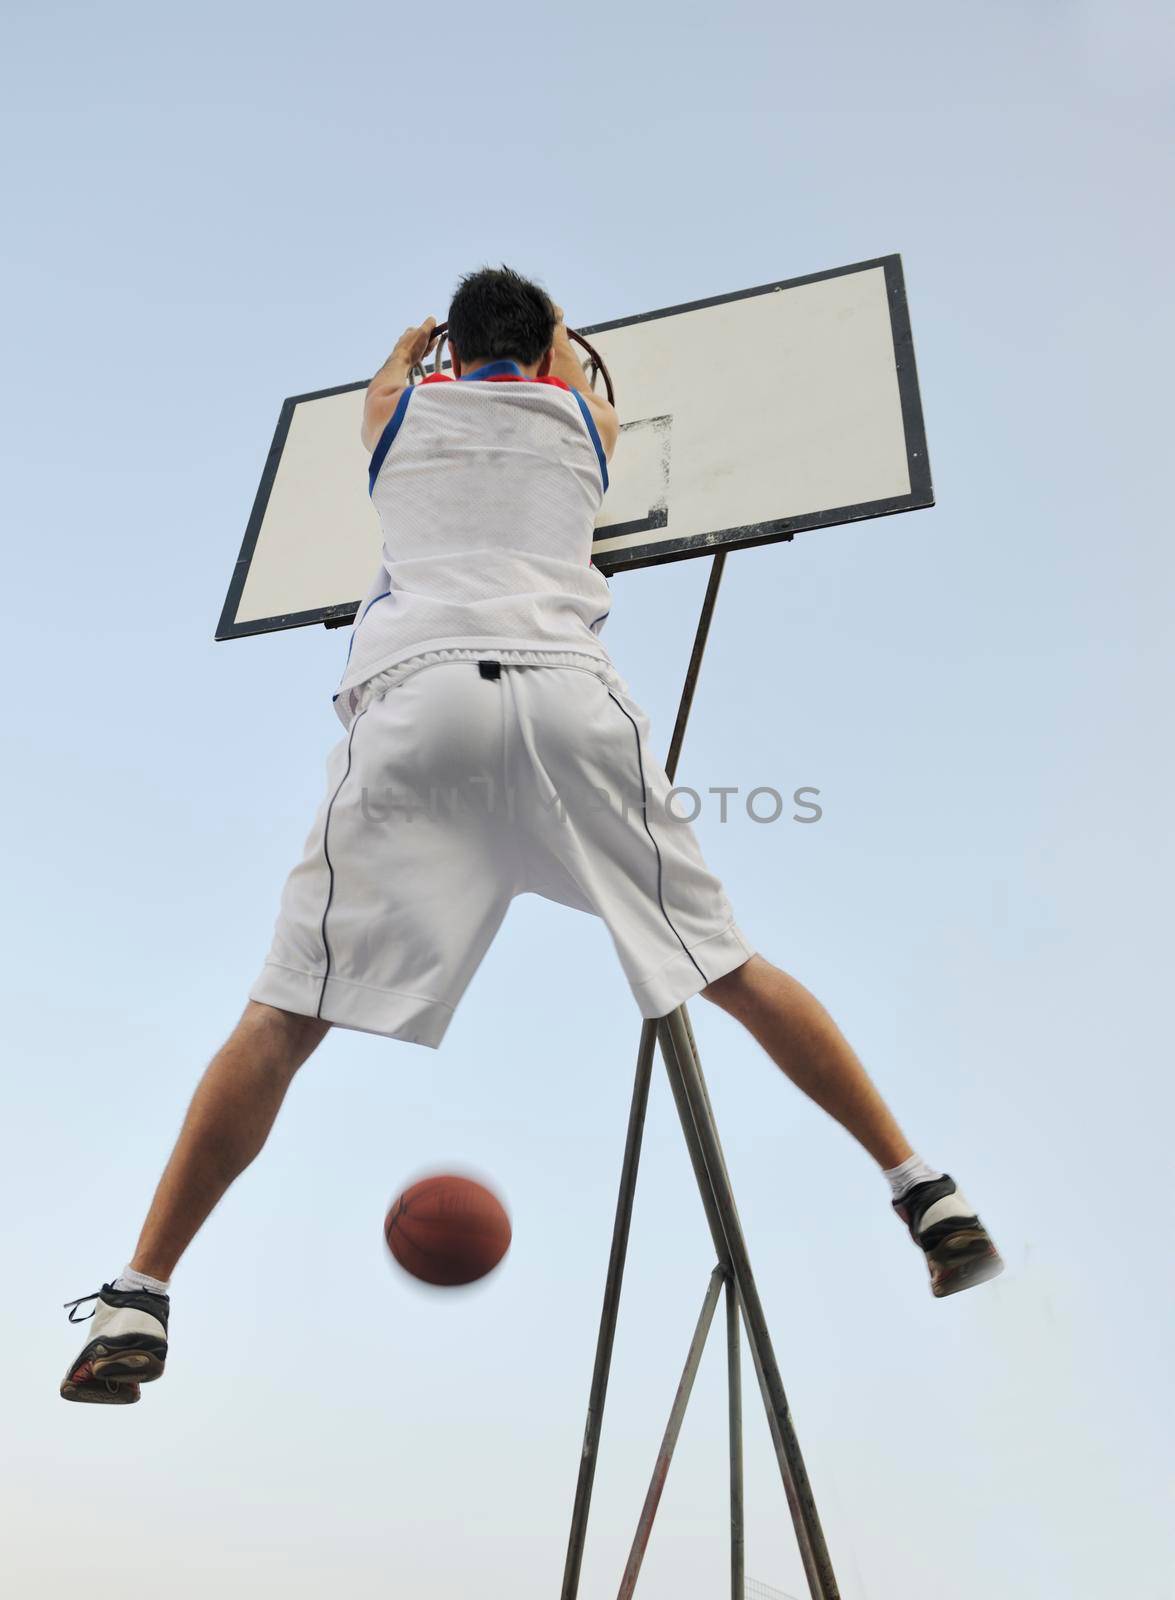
(392, 317), (438, 368)
(550, 305), (575, 348)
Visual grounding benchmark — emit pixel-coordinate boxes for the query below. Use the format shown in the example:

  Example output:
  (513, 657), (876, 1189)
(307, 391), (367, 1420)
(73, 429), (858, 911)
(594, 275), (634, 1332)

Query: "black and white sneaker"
(60, 1283), (169, 1404)
(893, 1176), (1004, 1298)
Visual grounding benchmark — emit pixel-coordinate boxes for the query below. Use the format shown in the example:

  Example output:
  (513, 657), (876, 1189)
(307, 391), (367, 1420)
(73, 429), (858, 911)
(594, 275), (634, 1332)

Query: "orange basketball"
(384, 1174), (512, 1287)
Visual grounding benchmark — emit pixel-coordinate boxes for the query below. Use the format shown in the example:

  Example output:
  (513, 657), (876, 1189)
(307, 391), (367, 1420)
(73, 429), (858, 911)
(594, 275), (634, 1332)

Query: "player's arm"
(361, 317), (437, 453)
(547, 308), (619, 460)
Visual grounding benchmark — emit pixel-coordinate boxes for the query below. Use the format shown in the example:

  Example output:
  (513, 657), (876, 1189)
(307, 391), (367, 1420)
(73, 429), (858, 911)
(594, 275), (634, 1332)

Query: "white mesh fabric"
(335, 379), (613, 715)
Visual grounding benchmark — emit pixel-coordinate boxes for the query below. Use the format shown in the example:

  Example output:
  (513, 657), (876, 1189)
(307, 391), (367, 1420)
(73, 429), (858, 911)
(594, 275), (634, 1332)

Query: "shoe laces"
(63, 1290), (103, 1323)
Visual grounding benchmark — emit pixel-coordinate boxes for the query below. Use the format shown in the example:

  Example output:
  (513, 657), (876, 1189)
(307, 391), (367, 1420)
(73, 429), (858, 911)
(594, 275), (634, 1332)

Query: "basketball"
(384, 1174), (512, 1287)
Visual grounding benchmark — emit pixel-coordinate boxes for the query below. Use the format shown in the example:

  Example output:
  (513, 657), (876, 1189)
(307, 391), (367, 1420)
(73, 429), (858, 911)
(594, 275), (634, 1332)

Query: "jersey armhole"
(368, 388), (413, 495)
(569, 390), (610, 492)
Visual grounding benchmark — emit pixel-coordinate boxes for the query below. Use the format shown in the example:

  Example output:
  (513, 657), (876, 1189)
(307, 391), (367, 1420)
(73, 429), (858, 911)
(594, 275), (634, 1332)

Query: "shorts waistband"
(345, 647), (624, 719)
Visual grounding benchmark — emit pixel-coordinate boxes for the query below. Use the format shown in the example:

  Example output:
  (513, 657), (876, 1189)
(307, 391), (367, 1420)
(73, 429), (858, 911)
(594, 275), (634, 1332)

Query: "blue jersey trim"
(571, 390), (609, 492)
(460, 360), (523, 381)
(368, 388), (413, 495)
(340, 589), (392, 674)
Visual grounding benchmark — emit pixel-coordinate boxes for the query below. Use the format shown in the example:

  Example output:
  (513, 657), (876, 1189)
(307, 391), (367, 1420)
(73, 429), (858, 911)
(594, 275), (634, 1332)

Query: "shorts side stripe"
(605, 689), (708, 989)
(317, 707), (369, 1018)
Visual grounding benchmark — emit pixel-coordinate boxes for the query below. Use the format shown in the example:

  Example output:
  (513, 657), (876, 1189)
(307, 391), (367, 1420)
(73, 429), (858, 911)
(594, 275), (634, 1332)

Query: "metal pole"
(561, 1020), (658, 1600)
(657, 1016), (818, 1585)
(658, 1020), (732, 1265)
(665, 553), (726, 784)
(658, 1013), (832, 1595)
(616, 1267), (727, 1600)
(659, 1009), (841, 1600)
(672, 1008), (826, 1592)
(563, 554), (726, 1594)
(657, 1015), (818, 1582)
(727, 1276), (745, 1600)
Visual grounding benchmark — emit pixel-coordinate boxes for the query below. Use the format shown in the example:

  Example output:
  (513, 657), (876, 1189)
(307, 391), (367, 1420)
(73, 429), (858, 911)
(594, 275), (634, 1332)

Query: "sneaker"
(60, 1284), (169, 1404)
(893, 1176), (1004, 1298)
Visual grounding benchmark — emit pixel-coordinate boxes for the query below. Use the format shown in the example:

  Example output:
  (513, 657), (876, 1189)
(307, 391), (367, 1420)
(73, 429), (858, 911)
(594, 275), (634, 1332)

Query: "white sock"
(113, 1265), (171, 1297)
(883, 1153), (944, 1202)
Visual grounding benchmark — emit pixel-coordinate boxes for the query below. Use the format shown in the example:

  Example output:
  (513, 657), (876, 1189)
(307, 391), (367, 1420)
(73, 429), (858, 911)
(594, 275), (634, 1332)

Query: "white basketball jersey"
(334, 363), (614, 719)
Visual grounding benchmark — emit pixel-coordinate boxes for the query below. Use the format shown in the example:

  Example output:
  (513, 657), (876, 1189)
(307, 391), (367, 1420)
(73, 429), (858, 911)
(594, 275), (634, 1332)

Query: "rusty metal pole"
(659, 1008), (841, 1600)
(561, 554), (726, 1599)
(564, 552), (843, 1599)
(560, 1020), (658, 1600)
(657, 1015), (820, 1585)
(664, 553), (725, 785)
(616, 1267), (728, 1600)
(669, 1008), (825, 1590)
(727, 1276), (745, 1600)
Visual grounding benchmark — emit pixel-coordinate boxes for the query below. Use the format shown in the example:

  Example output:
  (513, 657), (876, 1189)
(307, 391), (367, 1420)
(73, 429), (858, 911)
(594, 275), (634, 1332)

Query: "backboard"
(216, 254), (932, 640)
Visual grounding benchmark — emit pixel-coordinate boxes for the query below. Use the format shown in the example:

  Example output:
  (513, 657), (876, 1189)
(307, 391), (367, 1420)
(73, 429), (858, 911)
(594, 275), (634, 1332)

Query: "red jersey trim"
(418, 372), (571, 391)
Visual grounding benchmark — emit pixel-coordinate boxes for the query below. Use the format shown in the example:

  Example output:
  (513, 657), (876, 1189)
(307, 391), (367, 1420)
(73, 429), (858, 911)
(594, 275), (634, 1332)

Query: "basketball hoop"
(412, 320), (615, 406)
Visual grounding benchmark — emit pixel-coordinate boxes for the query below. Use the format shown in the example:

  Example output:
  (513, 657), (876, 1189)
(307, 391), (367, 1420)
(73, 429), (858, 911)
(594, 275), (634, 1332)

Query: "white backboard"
(218, 255), (932, 639)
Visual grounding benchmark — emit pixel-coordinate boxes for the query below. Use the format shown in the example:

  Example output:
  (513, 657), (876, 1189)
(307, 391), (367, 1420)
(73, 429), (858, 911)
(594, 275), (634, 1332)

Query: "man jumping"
(62, 267), (1002, 1404)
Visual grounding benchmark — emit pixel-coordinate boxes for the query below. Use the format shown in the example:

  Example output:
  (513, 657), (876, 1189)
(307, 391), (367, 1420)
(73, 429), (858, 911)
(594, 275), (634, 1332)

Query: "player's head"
(447, 266), (556, 376)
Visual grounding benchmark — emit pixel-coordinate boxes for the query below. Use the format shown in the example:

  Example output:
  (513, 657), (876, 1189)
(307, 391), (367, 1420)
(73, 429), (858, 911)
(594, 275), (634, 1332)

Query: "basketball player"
(61, 268), (1002, 1403)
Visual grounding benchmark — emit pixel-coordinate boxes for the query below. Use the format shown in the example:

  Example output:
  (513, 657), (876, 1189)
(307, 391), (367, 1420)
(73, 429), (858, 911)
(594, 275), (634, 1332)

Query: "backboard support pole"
(616, 1267), (728, 1600)
(727, 1274), (745, 1600)
(559, 1020), (657, 1600)
(659, 1010), (841, 1600)
(664, 550), (726, 783)
(559, 558), (842, 1600)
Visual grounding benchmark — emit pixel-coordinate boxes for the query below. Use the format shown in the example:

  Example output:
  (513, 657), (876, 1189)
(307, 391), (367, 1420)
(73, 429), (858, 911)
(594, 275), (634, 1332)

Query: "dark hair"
(447, 266), (556, 367)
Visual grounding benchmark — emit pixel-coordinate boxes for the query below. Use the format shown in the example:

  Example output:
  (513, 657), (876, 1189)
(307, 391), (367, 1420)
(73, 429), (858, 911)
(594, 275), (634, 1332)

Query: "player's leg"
(60, 1002), (326, 1404)
(701, 954), (1002, 1295)
(129, 1000), (328, 1281)
(700, 955), (911, 1167)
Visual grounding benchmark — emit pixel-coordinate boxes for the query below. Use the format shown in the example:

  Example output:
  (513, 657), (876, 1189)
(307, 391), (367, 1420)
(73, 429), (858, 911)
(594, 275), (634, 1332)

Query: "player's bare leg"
(60, 1002), (327, 1402)
(701, 955), (1003, 1296)
(129, 1001), (329, 1278)
(702, 955), (911, 1166)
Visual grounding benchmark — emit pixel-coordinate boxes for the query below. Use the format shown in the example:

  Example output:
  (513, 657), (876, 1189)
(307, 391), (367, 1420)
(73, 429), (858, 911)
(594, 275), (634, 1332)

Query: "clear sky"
(2, 2), (1172, 1597)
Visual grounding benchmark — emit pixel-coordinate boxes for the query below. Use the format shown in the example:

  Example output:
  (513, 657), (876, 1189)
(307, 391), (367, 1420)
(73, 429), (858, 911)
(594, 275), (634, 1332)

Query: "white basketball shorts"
(250, 649), (755, 1047)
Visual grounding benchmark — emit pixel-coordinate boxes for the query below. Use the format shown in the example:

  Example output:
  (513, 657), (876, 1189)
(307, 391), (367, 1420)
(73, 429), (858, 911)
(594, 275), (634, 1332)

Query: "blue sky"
(2, 2), (1172, 1597)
